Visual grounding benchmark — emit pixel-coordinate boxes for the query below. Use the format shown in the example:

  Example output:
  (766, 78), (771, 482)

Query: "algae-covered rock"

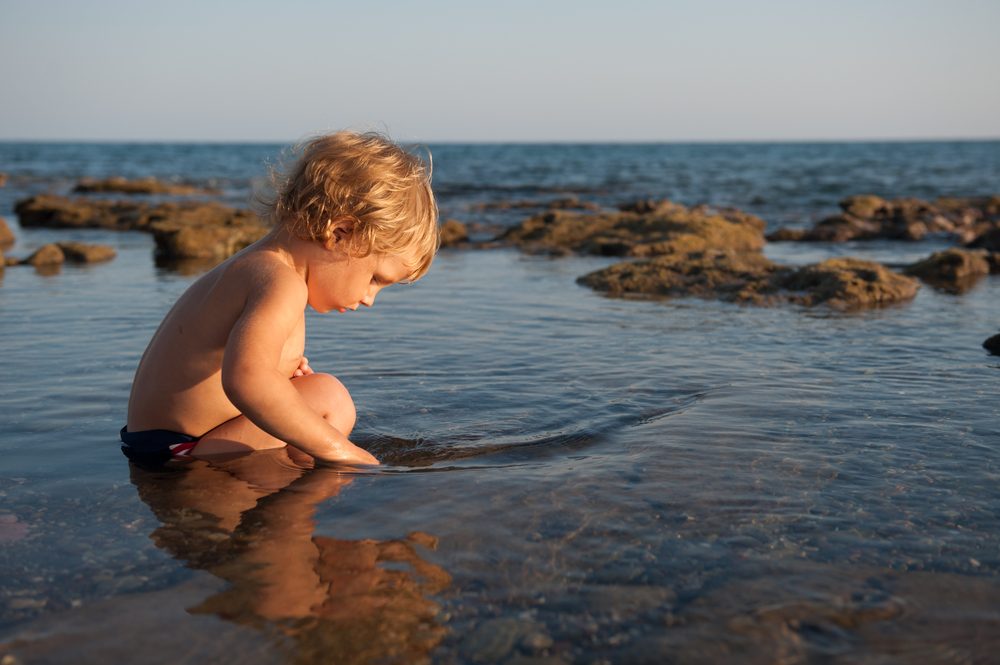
(151, 221), (267, 261)
(56, 242), (117, 263)
(501, 202), (766, 258)
(984, 334), (1000, 356)
(73, 176), (207, 196)
(579, 250), (780, 304)
(15, 195), (268, 263)
(0, 216), (14, 247)
(439, 219), (469, 247)
(778, 258), (920, 309)
(22, 244), (65, 266)
(769, 195), (1000, 243)
(904, 248), (991, 293)
(581, 255), (918, 310)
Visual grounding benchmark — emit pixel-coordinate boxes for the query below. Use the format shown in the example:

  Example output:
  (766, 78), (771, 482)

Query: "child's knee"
(295, 372), (356, 434)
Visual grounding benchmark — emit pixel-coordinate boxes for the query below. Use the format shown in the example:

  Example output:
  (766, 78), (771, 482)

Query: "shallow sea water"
(1, 142), (999, 663)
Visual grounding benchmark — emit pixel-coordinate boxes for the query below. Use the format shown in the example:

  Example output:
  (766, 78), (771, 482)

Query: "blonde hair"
(263, 131), (439, 280)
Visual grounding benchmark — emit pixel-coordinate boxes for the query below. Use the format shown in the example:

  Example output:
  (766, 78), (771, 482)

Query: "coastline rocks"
(500, 201), (766, 258)
(968, 227), (1000, 252)
(984, 334), (1000, 356)
(439, 219), (469, 247)
(472, 196), (600, 212)
(14, 195), (268, 262)
(56, 241), (117, 263)
(778, 258), (920, 309)
(151, 223), (266, 261)
(22, 244), (65, 266)
(72, 176), (207, 196)
(904, 248), (991, 293)
(0, 172), (6, 187)
(580, 255), (919, 310)
(767, 195), (1000, 243)
(578, 250), (780, 304)
(0, 217), (14, 246)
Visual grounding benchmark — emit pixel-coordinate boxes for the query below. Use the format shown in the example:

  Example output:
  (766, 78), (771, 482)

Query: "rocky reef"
(72, 176), (211, 196)
(498, 199), (920, 310)
(767, 195), (1000, 243)
(14, 195), (268, 261)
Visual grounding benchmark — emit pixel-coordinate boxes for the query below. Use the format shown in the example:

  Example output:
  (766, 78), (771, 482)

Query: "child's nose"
(361, 293), (376, 307)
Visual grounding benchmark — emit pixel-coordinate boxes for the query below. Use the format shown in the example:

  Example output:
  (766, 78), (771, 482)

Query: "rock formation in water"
(72, 176), (211, 196)
(439, 219), (469, 247)
(471, 196), (601, 212)
(13, 241), (116, 267)
(767, 195), (1000, 243)
(0, 217), (14, 247)
(904, 248), (992, 294)
(984, 333), (1000, 356)
(499, 200), (766, 257)
(500, 198), (920, 309)
(14, 195), (268, 261)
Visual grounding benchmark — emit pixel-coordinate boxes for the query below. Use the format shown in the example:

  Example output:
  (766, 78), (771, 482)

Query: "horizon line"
(0, 136), (998, 146)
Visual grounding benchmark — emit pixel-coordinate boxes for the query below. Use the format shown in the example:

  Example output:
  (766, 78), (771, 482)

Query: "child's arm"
(221, 269), (378, 466)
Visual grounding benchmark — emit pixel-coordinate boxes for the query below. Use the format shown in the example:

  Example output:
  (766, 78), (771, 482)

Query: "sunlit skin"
(126, 221), (416, 465)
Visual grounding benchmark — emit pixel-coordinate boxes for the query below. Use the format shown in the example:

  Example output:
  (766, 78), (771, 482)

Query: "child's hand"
(292, 356), (314, 378)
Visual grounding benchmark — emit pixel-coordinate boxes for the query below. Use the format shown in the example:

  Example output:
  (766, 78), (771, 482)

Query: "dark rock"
(984, 334), (1000, 356)
(968, 227), (1000, 252)
(22, 244), (65, 266)
(56, 242), (116, 263)
(439, 219), (469, 247)
(72, 176), (207, 196)
(501, 203), (766, 258)
(904, 248), (991, 293)
(0, 216), (14, 246)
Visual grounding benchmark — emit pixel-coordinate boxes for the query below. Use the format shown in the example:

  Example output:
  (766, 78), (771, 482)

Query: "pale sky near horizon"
(1, 0), (998, 142)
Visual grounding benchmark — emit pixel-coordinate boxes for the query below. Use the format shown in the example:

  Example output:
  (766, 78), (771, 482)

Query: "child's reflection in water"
(129, 448), (451, 663)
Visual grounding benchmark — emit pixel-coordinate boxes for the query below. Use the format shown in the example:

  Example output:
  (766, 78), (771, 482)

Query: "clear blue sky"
(1, 0), (998, 142)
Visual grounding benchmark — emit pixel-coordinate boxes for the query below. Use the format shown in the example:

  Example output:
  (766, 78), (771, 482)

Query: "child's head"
(266, 131), (439, 280)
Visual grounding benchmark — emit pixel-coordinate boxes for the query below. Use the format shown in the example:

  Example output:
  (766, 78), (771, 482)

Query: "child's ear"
(326, 217), (356, 249)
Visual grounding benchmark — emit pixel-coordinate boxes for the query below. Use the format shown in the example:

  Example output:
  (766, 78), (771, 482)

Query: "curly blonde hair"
(263, 131), (439, 281)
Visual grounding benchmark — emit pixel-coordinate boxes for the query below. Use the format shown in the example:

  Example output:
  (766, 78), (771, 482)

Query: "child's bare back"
(122, 132), (438, 465)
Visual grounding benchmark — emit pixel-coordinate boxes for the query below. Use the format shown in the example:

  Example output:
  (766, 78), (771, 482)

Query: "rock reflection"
(129, 450), (451, 664)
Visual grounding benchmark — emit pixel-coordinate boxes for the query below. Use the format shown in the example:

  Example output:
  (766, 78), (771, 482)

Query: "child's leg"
(193, 373), (356, 458)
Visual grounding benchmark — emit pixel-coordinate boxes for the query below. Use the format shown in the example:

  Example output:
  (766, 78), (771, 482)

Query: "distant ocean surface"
(1, 141), (998, 663)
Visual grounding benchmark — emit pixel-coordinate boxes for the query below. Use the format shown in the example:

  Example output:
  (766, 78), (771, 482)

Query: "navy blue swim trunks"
(120, 426), (200, 461)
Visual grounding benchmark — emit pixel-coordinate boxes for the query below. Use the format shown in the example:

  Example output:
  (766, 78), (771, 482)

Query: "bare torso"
(127, 247), (306, 437)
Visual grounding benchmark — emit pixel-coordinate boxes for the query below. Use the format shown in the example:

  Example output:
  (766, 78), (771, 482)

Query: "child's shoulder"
(220, 248), (308, 306)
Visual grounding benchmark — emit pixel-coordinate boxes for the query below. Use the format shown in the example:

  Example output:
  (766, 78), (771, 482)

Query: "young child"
(122, 131), (438, 466)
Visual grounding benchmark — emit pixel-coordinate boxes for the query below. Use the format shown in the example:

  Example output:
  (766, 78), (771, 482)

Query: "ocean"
(1, 140), (998, 663)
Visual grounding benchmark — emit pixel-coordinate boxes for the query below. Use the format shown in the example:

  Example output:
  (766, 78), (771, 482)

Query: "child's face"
(306, 247), (415, 314)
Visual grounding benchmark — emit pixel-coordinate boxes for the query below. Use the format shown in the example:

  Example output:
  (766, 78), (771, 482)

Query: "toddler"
(122, 131), (438, 465)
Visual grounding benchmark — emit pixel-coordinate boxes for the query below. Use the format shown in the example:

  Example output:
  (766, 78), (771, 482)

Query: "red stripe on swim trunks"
(169, 441), (198, 457)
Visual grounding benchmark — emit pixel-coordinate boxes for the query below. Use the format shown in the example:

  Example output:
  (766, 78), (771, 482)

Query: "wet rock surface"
(14, 195), (268, 261)
(472, 196), (600, 212)
(440, 219), (470, 247)
(767, 195), (1000, 243)
(984, 333), (1000, 356)
(499, 200), (766, 258)
(22, 244), (65, 266)
(0, 217), (14, 247)
(581, 254), (919, 310)
(72, 176), (209, 196)
(904, 248), (991, 293)
(55, 242), (117, 263)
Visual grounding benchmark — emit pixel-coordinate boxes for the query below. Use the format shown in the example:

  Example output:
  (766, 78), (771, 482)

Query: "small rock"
(0, 217), (14, 246)
(984, 334), (1000, 356)
(72, 176), (206, 196)
(440, 219), (469, 247)
(56, 241), (117, 263)
(840, 194), (886, 219)
(779, 258), (920, 310)
(766, 228), (807, 242)
(904, 248), (991, 293)
(22, 244), (65, 266)
(0, 172), (7, 187)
